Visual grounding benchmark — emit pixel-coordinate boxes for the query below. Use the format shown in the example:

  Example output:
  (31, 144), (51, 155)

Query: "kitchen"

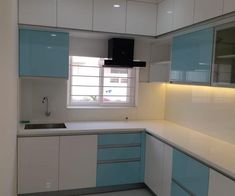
(1, 0), (235, 196)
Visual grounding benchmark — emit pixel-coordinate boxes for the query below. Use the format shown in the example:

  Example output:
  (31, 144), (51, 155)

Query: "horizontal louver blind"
(68, 56), (138, 107)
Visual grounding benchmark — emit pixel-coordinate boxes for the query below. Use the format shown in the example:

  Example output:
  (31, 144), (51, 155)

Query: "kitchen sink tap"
(42, 96), (51, 117)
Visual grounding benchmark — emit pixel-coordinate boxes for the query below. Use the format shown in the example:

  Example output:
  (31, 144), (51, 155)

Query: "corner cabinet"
(171, 149), (209, 196)
(145, 134), (173, 196)
(19, 29), (69, 78)
(170, 28), (214, 84)
(96, 132), (145, 187)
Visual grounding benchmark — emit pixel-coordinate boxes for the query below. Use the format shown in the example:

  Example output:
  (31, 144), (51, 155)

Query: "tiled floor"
(82, 189), (153, 196)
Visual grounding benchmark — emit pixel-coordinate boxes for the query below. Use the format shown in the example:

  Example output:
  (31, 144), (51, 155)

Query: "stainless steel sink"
(24, 123), (66, 130)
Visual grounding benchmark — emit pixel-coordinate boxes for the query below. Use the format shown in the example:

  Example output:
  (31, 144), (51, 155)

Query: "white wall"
(0, 0), (18, 195)
(20, 37), (166, 122)
(20, 79), (166, 122)
(165, 84), (235, 145)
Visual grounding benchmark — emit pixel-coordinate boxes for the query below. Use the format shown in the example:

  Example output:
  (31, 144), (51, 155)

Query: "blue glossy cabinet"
(19, 29), (69, 78)
(171, 149), (209, 196)
(171, 28), (214, 84)
(96, 132), (145, 187)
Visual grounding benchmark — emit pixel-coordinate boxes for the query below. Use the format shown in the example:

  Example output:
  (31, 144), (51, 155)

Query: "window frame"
(67, 56), (139, 108)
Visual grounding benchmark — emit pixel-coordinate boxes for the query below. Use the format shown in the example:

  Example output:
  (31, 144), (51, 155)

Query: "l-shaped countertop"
(18, 120), (235, 181)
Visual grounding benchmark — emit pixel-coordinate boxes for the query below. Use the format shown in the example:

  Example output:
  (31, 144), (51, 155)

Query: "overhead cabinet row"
(19, 0), (157, 36)
(157, 0), (235, 35)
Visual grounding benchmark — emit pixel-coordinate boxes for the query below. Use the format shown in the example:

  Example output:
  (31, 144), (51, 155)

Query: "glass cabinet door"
(19, 29), (69, 78)
(171, 28), (214, 84)
(213, 25), (235, 87)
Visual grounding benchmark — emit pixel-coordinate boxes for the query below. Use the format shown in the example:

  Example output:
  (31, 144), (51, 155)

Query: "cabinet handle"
(98, 158), (141, 164)
(98, 143), (141, 149)
(172, 178), (196, 196)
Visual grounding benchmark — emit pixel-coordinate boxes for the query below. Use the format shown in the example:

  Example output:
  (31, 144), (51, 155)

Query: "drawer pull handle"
(98, 158), (141, 164)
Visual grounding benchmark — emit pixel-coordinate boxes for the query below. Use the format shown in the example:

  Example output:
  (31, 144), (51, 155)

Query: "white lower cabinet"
(208, 170), (235, 196)
(144, 134), (173, 196)
(18, 137), (59, 194)
(59, 135), (98, 190)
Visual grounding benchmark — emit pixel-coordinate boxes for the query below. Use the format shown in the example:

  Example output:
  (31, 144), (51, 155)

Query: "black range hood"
(103, 38), (146, 68)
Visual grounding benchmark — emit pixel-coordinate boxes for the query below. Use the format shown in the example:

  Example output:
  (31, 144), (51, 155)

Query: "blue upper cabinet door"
(19, 29), (69, 78)
(171, 28), (214, 84)
(172, 149), (209, 196)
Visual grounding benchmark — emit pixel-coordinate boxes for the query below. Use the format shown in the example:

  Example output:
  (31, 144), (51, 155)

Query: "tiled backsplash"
(165, 84), (235, 145)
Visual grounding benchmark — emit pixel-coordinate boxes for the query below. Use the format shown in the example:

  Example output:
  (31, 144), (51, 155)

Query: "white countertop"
(18, 120), (235, 181)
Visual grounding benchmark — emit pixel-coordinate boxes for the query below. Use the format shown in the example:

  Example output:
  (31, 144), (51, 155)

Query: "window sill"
(67, 106), (137, 109)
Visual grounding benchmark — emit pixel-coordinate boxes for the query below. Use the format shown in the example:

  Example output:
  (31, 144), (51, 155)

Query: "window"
(67, 56), (139, 107)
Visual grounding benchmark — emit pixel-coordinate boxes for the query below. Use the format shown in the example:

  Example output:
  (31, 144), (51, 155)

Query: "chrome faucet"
(42, 96), (51, 117)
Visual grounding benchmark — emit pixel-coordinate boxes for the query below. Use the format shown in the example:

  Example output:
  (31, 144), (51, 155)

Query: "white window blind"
(67, 56), (139, 107)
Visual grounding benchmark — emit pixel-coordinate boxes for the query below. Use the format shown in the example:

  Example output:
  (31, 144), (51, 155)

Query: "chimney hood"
(103, 38), (146, 68)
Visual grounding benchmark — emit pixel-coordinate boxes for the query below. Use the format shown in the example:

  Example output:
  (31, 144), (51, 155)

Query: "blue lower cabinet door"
(171, 181), (190, 196)
(96, 162), (141, 186)
(172, 149), (209, 196)
(19, 29), (69, 78)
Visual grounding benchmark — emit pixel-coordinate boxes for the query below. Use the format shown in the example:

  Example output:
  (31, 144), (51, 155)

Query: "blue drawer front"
(171, 181), (190, 196)
(98, 133), (141, 145)
(19, 29), (69, 78)
(172, 149), (209, 196)
(98, 147), (141, 161)
(97, 162), (141, 186)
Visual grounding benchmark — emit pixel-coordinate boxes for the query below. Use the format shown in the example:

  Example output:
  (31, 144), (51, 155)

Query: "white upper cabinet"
(59, 135), (97, 190)
(194, 0), (223, 23)
(93, 0), (127, 33)
(156, 0), (174, 35)
(172, 0), (194, 30)
(19, 0), (57, 26)
(126, 1), (157, 36)
(57, 0), (93, 30)
(145, 134), (173, 196)
(18, 137), (59, 194)
(223, 0), (235, 14)
(208, 170), (235, 196)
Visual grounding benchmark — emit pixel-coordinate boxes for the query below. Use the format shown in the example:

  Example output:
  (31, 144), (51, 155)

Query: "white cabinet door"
(145, 135), (173, 196)
(156, 0), (174, 35)
(57, 0), (93, 30)
(126, 1), (157, 36)
(194, 0), (223, 23)
(18, 137), (59, 194)
(208, 170), (235, 196)
(18, 0), (57, 26)
(59, 135), (97, 190)
(173, 0), (194, 30)
(223, 0), (235, 14)
(93, 0), (126, 33)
